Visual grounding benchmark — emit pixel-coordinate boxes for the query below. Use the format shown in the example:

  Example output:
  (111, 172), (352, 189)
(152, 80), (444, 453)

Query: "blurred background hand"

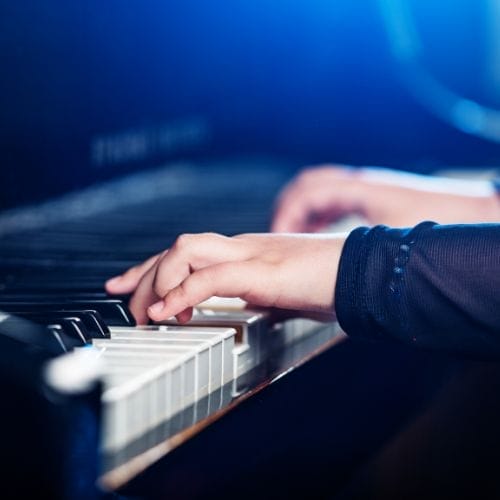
(271, 165), (500, 232)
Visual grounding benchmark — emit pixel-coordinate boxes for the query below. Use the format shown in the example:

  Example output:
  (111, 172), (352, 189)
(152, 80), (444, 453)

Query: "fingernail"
(148, 301), (165, 315)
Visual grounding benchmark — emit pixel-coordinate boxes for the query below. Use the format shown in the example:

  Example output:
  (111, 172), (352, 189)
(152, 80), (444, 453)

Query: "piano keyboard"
(0, 293), (342, 457)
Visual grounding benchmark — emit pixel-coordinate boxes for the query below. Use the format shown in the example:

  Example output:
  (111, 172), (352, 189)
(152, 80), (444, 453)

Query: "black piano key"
(0, 299), (135, 327)
(44, 317), (89, 345)
(0, 289), (130, 304)
(0, 312), (67, 356)
(0, 277), (120, 292)
(0, 291), (107, 300)
(11, 311), (110, 340)
(46, 323), (86, 352)
(55, 309), (111, 338)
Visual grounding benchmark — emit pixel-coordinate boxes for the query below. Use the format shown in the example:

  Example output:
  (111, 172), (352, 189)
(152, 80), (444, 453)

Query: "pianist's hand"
(271, 165), (500, 232)
(105, 233), (346, 324)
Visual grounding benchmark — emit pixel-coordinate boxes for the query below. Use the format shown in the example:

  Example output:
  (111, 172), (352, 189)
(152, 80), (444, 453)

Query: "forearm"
(335, 222), (500, 359)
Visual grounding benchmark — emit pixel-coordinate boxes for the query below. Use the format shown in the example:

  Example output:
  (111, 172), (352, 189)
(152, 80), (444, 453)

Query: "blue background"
(1, 0), (500, 210)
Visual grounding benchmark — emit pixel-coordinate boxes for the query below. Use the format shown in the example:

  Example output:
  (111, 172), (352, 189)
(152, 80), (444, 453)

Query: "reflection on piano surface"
(0, 161), (345, 498)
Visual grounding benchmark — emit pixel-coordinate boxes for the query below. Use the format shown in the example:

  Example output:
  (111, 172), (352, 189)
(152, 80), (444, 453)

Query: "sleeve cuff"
(334, 221), (437, 341)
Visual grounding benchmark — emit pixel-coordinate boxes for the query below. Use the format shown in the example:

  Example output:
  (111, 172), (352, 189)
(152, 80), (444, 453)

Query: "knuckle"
(199, 231), (220, 243)
(296, 171), (310, 185)
(174, 232), (219, 255)
(298, 166), (317, 180)
(298, 164), (335, 182)
(174, 233), (195, 250)
(295, 169), (316, 188)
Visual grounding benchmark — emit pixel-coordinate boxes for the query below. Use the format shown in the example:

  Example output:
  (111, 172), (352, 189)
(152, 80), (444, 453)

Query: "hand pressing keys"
(105, 233), (347, 325)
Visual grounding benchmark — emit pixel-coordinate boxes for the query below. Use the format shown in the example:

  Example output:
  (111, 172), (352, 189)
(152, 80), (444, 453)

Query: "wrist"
(475, 191), (500, 222)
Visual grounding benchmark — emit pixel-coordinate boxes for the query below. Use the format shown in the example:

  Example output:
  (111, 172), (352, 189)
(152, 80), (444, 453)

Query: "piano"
(0, 161), (349, 499)
(4, 162), (500, 500)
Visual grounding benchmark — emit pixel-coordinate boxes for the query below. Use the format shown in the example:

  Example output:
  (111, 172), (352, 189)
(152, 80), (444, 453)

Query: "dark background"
(1, 0), (500, 211)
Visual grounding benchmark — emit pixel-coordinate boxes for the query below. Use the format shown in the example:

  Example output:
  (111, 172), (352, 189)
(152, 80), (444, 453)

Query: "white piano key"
(196, 296), (247, 310)
(100, 359), (170, 430)
(109, 329), (226, 393)
(101, 362), (170, 451)
(232, 343), (253, 378)
(107, 373), (149, 449)
(159, 309), (267, 377)
(97, 336), (210, 398)
(96, 317), (341, 452)
(98, 349), (195, 451)
(110, 325), (235, 387)
(108, 328), (212, 398)
(93, 341), (196, 410)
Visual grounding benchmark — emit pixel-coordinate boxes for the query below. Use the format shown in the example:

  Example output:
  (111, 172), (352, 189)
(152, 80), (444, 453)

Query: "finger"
(131, 233), (250, 323)
(272, 166), (353, 233)
(304, 206), (349, 233)
(148, 261), (260, 322)
(175, 307), (194, 325)
(105, 253), (161, 294)
(272, 190), (312, 232)
(273, 180), (357, 233)
(128, 262), (162, 325)
(151, 233), (250, 298)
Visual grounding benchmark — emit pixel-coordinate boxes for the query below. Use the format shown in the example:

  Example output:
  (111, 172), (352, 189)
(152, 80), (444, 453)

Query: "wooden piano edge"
(98, 326), (348, 492)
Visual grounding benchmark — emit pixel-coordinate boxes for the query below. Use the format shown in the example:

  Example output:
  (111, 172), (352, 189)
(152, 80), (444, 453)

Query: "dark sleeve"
(335, 222), (500, 359)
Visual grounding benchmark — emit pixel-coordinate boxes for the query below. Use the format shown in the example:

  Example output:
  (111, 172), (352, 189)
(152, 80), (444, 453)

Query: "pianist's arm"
(106, 222), (500, 360)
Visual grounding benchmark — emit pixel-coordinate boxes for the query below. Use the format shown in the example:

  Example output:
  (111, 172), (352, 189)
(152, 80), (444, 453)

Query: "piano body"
(2, 3), (500, 499)
(3, 163), (500, 500)
(0, 158), (355, 497)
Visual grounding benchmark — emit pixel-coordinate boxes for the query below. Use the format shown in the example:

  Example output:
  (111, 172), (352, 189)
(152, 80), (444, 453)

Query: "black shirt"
(335, 222), (500, 359)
